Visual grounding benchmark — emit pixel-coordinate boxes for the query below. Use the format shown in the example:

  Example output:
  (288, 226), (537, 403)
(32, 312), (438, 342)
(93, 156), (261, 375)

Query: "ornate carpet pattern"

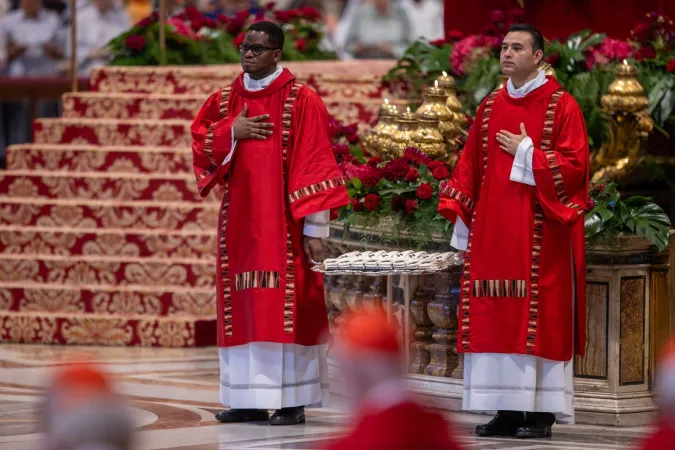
(0, 61), (398, 347)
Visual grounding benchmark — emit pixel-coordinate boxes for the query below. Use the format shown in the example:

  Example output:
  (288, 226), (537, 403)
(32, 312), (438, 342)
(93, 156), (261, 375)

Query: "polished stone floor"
(0, 344), (651, 449)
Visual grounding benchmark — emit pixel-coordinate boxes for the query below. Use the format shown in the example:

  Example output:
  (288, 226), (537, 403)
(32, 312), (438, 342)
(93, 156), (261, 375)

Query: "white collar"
(243, 66), (283, 92)
(507, 70), (548, 98)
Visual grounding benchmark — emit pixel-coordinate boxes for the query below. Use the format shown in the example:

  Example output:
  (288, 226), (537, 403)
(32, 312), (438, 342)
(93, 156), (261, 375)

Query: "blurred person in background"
(0, 0), (63, 148)
(635, 337), (675, 449)
(41, 362), (134, 450)
(65, 0), (130, 76)
(401, 0), (443, 41)
(325, 311), (464, 450)
(343, 0), (411, 59)
(205, 0), (251, 19)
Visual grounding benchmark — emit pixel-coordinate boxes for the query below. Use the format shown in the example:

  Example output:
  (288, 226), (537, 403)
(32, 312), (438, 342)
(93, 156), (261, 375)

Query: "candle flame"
(442, 71), (448, 77)
(434, 80), (439, 87)
(384, 98), (389, 104)
(623, 59), (628, 65)
(406, 106), (411, 113)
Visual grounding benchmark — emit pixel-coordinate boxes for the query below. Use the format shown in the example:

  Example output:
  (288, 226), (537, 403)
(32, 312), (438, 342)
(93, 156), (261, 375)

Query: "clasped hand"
(232, 104), (274, 140)
(496, 123), (528, 156)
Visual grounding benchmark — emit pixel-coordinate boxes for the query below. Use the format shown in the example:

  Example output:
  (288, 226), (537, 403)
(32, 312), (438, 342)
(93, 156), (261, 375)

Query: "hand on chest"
(489, 103), (545, 157)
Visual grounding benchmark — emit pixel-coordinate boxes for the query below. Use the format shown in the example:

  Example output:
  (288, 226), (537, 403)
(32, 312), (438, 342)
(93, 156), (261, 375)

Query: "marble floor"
(0, 344), (652, 449)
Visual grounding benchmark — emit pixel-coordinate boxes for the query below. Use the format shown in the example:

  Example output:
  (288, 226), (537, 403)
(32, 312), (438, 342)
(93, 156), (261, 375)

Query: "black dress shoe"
(215, 409), (269, 423)
(269, 406), (305, 426)
(516, 412), (555, 438)
(475, 411), (525, 437)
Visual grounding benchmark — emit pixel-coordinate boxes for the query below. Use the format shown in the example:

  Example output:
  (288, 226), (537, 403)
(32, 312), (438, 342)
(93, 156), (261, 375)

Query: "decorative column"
(425, 269), (461, 377)
(408, 276), (435, 374)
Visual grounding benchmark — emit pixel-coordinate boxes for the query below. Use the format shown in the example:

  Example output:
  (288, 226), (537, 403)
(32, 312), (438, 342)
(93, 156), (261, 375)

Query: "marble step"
(0, 310), (216, 347)
(62, 92), (206, 121)
(0, 254), (215, 288)
(0, 170), (215, 202)
(0, 197), (219, 230)
(33, 118), (191, 147)
(0, 225), (216, 260)
(6, 144), (191, 174)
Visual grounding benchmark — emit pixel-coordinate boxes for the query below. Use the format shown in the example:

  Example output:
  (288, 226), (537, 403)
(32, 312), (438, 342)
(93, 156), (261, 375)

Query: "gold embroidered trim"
(441, 185), (475, 211)
(288, 177), (346, 203)
(234, 271), (281, 291)
(460, 89), (499, 351)
(472, 280), (528, 298)
(198, 87), (231, 183)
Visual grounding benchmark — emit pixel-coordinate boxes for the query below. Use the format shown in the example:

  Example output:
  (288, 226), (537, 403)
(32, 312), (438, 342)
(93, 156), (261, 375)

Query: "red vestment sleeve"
(438, 101), (486, 226)
(191, 90), (236, 198)
(287, 87), (350, 221)
(532, 93), (590, 225)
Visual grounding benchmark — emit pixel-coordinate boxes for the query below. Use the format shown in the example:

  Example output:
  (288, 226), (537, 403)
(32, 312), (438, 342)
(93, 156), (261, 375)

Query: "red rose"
(234, 32), (246, 48)
(636, 46), (656, 61)
(287, 9), (301, 19)
(341, 123), (358, 136)
(215, 14), (229, 25)
(346, 133), (359, 144)
(266, 1), (276, 10)
(367, 156), (382, 167)
(429, 38), (447, 47)
(236, 10), (250, 20)
(404, 168), (420, 182)
(190, 18), (203, 32)
(125, 35), (146, 51)
(351, 157), (361, 164)
(584, 198), (596, 213)
(299, 5), (321, 21)
(227, 17), (246, 34)
(417, 183), (433, 200)
(201, 17), (218, 29)
(364, 194), (380, 211)
(632, 22), (652, 42)
(405, 199), (419, 214)
(184, 6), (202, 21)
(391, 195), (404, 211)
(446, 29), (464, 42)
(432, 166), (451, 180)
(667, 59), (675, 73)
(294, 37), (308, 51)
(351, 198), (363, 212)
(136, 15), (154, 27)
(383, 158), (410, 182)
(274, 10), (290, 23)
(427, 160), (445, 170)
(596, 184), (605, 192)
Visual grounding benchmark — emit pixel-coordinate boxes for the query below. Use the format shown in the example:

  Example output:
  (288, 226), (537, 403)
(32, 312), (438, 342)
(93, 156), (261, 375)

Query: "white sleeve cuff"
(221, 127), (237, 167)
(509, 136), (536, 186)
(450, 217), (469, 251)
(303, 210), (330, 238)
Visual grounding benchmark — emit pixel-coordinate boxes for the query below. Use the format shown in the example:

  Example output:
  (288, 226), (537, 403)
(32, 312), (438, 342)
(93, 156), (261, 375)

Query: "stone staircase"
(0, 61), (395, 347)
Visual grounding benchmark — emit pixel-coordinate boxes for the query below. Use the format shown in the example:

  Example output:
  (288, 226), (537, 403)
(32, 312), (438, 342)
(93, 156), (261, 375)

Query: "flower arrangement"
(108, 3), (336, 66)
(328, 115), (671, 251)
(384, 10), (675, 154)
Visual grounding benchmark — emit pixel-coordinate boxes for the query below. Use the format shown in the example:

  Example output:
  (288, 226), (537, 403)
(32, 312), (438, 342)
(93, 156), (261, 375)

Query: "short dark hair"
(507, 23), (544, 53)
(247, 21), (285, 50)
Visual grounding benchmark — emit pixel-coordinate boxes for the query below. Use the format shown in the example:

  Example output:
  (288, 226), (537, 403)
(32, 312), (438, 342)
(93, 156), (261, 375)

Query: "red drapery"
(444, 0), (675, 40)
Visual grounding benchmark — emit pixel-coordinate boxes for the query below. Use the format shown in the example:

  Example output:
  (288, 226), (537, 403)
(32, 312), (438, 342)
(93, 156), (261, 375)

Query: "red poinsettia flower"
(364, 194), (380, 211)
(667, 59), (675, 73)
(299, 6), (321, 21)
(417, 183), (433, 200)
(432, 166), (451, 180)
(125, 34), (146, 51)
(351, 198), (363, 212)
(404, 168), (420, 182)
(405, 199), (419, 214)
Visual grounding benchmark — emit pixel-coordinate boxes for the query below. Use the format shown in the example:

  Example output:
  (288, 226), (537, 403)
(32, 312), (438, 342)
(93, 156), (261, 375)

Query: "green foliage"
(383, 41), (452, 96)
(585, 182), (671, 250)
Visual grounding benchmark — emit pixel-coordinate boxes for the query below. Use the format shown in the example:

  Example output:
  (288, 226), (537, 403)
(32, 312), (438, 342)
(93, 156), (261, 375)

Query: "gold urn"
(601, 60), (650, 114)
(412, 109), (445, 160)
(437, 71), (467, 130)
(416, 81), (456, 142)
(377, 105), (399, 160)
(389, 108), (418, 158)
(364, 98), (397, 156)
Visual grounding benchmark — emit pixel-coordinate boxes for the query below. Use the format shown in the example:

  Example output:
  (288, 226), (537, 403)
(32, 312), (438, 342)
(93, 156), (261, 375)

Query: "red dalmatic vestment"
(439, 77), (589, 361)
(191, 69), (349, 348)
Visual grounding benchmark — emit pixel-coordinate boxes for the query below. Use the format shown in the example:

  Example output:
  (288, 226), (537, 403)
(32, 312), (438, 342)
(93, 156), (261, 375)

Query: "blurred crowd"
(0, 0), (441, 162)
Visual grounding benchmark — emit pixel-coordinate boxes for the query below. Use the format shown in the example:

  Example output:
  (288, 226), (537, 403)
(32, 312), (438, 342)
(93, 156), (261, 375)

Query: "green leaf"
(584, 213), (604, 238)
(622, 203), (672, 250)
(351, 178), (362, 191)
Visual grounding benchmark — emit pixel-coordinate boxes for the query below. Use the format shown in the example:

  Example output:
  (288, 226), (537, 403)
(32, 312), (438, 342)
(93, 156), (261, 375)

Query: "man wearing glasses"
(191, 21), (349, 426)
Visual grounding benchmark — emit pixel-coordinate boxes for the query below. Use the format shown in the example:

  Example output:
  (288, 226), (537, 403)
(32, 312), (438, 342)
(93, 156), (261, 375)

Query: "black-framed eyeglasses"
(238, 44), (279, 56)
